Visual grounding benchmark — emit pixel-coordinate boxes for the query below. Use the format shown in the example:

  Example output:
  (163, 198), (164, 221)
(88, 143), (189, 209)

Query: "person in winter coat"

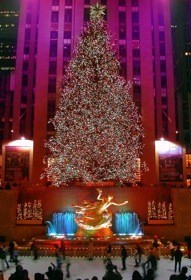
(174, 246), (183, 273)
(121, 245), (127, 270)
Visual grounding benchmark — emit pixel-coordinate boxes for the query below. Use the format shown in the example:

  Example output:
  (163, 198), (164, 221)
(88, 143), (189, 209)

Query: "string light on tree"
(43, 3), (145, 186)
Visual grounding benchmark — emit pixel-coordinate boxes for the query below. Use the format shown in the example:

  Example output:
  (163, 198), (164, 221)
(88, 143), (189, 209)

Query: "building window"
(186, 154), (191, 168)
(160, 60), (166, 72)
(133, 60), (140, 75)
(119, 45), (126, 57)
(119, 0), (126, 6)
(133, 49), (140, 57)
(21, 95), (27, 104)
(50, 31), (58, 39)
(65, 0), (72, 5)
(47, 122), (54, 132)
(133, 84), (141, 94)
(48, 77), (56, 93)
(64, 31), (71, 39)
(120, 62), (127, 78)
(158, 13), (164, 25)
(161, 96), (167, 105)
(24, 45), (30, 54)
(49, 61), (57, 74)
(132, 0), (139, 6)
(119, 26), (126, 39)
(22, 75), (28, 87)
(23, 62), (29, 71)
(119, 12), (126, 23)
(52, 0), (59, 6)
(48, 101), (56, 118)
(65, 9), (72, 22)
(161, 76), (167, 88)
(51, 11), (59, 23)
(50, 41), (57, 57)
(26, 13), (32, 24)
(20, 108), (26, 134)
(159, 31), (165, 41)
(159, 42), (165, 56)
(84, 8), (90, 22)
(132, 25), (139, 40)
(63, 44), (71, 58)
(132, 12), (139, 23)
(25, 28), (31, 41)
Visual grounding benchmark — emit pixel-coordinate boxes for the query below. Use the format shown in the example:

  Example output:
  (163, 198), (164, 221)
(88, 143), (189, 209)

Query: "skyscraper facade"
(171, 0), (191, 156)
(11, 0), (176, 185)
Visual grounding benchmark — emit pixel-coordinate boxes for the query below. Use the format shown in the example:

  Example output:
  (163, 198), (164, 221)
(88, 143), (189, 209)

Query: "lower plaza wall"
(0, 186), (190, 245)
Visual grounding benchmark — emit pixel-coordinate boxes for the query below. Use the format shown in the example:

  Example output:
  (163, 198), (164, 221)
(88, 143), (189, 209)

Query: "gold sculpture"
(73, 188), (128, 231)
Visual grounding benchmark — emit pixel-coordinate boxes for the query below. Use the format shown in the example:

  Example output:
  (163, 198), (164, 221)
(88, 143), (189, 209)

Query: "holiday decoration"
(27, 202), (33, 220)
(151, 201), (157, 219)
(147, 201), (152, 219)
(16, 204), (23, 220)
(42, 3), (145, 186)
(168, 203), (174, 220)
(36, 200), (43, 220)
(16, 200), (43, 222)
(23, 202), (28, 220)
(161, 202), (167, 219)
(147, 200), (174, 224)
(157, 202), (162, 220)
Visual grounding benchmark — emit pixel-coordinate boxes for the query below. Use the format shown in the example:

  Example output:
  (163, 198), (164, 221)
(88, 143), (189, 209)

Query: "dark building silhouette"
(0, 1), (19, 145)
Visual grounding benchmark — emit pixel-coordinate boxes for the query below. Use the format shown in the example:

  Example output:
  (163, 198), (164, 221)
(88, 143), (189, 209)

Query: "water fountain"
(45, 211), (143, 237)
(113, 212), (143, 236)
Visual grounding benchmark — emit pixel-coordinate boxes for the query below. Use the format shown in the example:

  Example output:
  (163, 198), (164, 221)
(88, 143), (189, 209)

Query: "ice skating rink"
(2, 255), (191, 280)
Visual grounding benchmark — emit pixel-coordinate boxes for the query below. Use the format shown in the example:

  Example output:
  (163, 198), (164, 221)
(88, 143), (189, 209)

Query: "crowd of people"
(0, 238), (191, 279)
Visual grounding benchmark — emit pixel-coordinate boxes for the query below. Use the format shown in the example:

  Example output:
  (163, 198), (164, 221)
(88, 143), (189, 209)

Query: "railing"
(18, 244), (188, 259)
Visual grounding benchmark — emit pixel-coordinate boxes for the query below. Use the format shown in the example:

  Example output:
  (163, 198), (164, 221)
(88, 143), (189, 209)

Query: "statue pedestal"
(75, 227), (114, 238)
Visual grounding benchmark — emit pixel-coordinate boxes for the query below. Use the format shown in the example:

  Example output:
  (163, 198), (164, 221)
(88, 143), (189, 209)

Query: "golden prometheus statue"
(72, 188), (128, 231)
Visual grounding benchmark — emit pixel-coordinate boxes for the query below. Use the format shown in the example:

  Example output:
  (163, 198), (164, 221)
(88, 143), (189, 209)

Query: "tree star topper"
(90, 2), (105, 21)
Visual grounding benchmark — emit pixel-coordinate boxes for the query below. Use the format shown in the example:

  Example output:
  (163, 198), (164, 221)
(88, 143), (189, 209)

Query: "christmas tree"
(43, 3), (144, 186)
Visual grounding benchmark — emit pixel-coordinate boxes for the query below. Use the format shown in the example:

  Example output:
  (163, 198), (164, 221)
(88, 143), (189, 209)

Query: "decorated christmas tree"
(43, 3), (144, 186)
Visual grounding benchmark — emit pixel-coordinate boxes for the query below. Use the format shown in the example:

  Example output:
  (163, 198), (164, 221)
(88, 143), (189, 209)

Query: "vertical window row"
(118, 2), (127, 79)
(47, 0), (60, 132)
(63, 0), (72, 75)
(131, 1), (141, 110)
(158, 3), (168, 136)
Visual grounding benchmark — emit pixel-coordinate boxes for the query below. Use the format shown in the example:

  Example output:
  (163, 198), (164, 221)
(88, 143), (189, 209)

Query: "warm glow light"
(155, 140), (182, 155)
(7, 139), (33, 147)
